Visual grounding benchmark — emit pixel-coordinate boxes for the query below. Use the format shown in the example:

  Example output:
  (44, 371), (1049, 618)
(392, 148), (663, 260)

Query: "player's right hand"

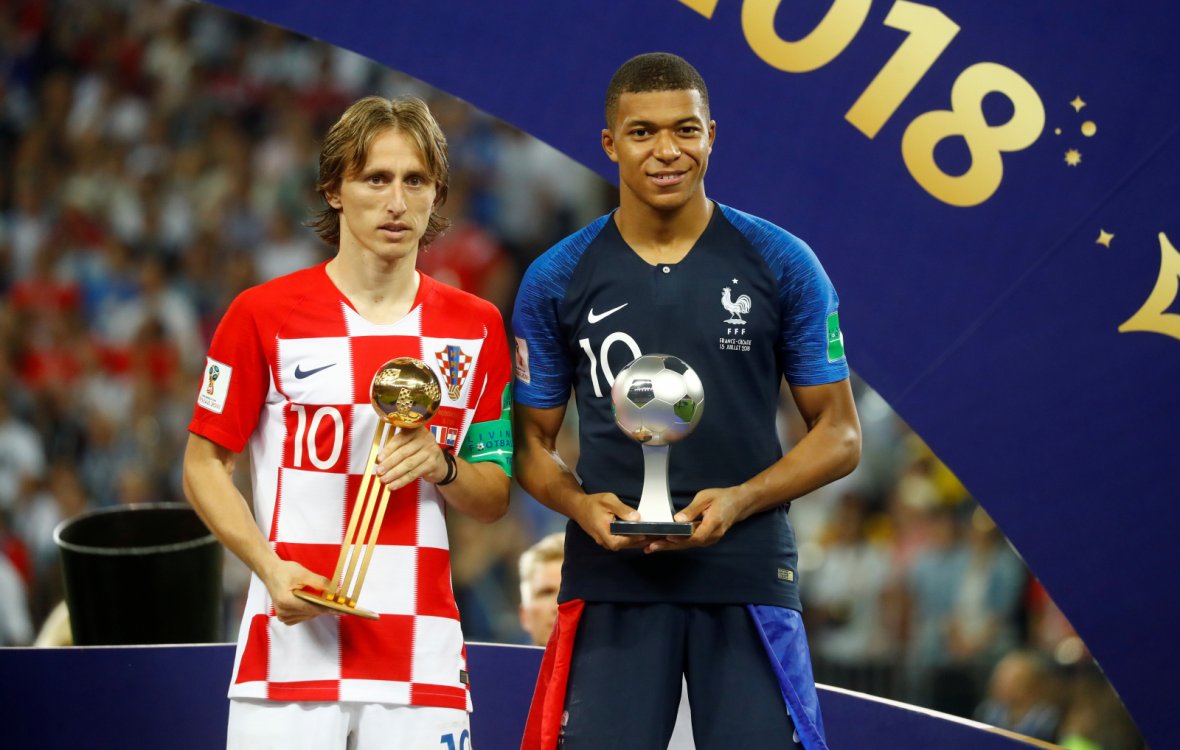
(576, 492), (653, 552)
(262, 560), (335, 626)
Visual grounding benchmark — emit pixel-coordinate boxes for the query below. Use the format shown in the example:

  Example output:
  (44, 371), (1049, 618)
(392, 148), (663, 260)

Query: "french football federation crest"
(435, 344), (473, 400)
(721, 285), (752, 324)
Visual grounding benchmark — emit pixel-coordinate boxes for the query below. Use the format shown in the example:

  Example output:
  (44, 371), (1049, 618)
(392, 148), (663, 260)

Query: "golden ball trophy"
(293, 357), (441, 619)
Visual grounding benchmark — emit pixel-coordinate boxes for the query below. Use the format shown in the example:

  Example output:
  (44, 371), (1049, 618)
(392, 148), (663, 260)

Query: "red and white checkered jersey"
(189, 264), (511, 709)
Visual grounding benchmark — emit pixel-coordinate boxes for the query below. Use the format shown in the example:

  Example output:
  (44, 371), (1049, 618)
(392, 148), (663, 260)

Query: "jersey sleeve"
(719, 205), (849, 386)
(511, 254), (573, 409)
(188, 290), (271, 453)
(457, 305), (513, 476)
(777, 236), (849, 386)
(511, 216), (608, 409)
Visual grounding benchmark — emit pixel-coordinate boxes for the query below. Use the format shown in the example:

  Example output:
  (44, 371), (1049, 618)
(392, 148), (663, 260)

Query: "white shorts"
(226, 698), (471, 750)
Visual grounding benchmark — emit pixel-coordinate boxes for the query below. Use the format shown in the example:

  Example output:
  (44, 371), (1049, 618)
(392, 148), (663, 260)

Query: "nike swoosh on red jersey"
(587, 303), (629, 324)
(294, 363), (337, 379)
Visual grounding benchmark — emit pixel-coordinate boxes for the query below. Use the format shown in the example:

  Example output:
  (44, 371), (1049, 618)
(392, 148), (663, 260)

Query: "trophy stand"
(294, 357), (441, 619)
(609, 444), (694, 536)
(608, 354), (705, 538)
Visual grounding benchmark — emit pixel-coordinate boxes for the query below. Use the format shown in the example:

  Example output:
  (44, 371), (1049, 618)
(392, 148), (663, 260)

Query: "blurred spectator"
(447, 502), (531, 643)
(8, 241), (80, 323)
(0, 547), (33, 645)
(252, 210), (324, 283)
(974, 650), (1062, 743)
(13, 461), (86, 621)
(946, 509), (1026, 672)
(901, 504), (974, 710)
(803, 492), (898, 697)
(77, 408), (133, 508)
(13, 462), (84, 585)
(100, 254), (200, 370)
(3, 175), (55, 281)
(0, 391), (45, 513)
(1057, 664), (1145, 750)
(417, 175), (517, 322)
(517, 531), (564, 646)
(902, 503), (1026, 716)
(488, 124), (604, 272)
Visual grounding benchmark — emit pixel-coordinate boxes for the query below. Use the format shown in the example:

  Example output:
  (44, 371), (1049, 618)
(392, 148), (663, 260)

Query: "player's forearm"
(736, 414), (861, 519)
(182, 436), (281, 582)
(515, 439), (587, 520)
(438, 459), (510, 523)
(513, 403), (590, 521)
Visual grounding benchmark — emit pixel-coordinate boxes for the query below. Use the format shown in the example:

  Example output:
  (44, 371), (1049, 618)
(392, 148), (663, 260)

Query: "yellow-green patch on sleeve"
(458, 383), (513, 476)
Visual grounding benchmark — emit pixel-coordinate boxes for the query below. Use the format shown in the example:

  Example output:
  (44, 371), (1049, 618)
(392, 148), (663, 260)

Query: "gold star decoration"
(1065, 149), (1082, 166)
(1096, 230), (1114, 248)
(1070, 96), (1086, 112)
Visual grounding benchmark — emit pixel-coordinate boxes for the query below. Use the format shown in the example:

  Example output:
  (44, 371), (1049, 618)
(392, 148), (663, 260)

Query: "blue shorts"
(554, 602), (826, 750)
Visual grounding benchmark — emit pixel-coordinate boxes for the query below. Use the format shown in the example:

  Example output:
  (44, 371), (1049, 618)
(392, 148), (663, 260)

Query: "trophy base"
(293, 589), (380, 620)
(610, 520), (694, 537)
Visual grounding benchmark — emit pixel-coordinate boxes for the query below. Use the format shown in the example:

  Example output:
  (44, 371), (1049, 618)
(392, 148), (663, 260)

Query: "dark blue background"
(0, 643), (1054, 749)
(201, 3), (1180, 746)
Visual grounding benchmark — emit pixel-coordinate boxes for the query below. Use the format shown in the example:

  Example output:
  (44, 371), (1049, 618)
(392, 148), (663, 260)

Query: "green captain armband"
(458, 383), (513, 476)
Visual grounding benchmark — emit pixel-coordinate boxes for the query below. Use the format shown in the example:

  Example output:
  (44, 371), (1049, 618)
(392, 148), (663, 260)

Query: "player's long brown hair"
(310, 96), (451, 248)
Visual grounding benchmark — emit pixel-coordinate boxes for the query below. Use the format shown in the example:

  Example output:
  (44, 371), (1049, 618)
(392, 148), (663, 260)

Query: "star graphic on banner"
(1096, 230), (1114, 248)
(1119, 232), (1180, 341)
(1058, 97), (1097, 170)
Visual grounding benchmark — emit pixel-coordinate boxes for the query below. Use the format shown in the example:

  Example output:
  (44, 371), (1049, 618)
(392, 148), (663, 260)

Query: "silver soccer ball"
(611, 354), (705, 446)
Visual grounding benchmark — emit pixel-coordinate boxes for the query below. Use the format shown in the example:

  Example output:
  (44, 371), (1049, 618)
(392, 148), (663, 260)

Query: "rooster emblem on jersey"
(722, 287), (752, 324)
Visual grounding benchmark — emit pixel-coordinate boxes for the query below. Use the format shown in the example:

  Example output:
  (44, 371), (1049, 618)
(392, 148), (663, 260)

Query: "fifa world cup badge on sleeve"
(609, 354), (704, 537)
(198, 358), (232, 414)
(513, 336), (531, 384)
(827, 311), (845, 362)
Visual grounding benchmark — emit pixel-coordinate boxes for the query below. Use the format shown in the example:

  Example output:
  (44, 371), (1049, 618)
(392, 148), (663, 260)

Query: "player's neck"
(325, 252), (421, 325)
(614, 192), (713, 265)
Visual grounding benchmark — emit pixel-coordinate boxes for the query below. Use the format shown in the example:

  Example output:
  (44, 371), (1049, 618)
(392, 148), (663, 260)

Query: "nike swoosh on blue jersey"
(294, 363), (337, 379)
(587, 302), (628, 324)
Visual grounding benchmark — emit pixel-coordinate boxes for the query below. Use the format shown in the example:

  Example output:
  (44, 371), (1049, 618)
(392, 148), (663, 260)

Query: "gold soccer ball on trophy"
(371, 357), (442, 428)
(611, 354), (705, 446)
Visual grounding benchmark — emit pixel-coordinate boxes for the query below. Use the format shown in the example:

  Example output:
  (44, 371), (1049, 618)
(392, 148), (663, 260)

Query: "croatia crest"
(435, 344), (472, 400)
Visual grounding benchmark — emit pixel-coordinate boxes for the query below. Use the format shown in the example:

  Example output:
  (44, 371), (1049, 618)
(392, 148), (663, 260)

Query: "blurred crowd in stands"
(0, 1), (1144, 748)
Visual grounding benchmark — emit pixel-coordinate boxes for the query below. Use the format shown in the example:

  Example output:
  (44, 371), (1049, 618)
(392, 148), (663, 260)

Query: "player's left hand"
(375, 426), (448, 490)
(643, 485), (749, 554)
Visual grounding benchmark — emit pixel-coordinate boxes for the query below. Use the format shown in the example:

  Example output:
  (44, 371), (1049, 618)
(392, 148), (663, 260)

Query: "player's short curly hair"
(604, 52), (710, 129)
(310, 96), (450, 248)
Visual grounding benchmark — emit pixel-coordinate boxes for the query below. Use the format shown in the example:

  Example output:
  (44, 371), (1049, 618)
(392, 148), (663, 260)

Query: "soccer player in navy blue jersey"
(512, 53), (861, 749)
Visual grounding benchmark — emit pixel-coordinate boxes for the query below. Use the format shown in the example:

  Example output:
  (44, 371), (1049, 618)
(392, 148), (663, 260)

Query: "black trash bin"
(54, 503), (223, 645)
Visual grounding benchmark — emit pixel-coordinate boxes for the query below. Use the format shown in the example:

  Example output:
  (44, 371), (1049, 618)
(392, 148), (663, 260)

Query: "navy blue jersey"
(513, 203), (848, 609)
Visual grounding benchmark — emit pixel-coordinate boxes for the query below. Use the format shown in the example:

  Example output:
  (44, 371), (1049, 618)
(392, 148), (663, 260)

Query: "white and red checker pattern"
(190, 267), (509, 708)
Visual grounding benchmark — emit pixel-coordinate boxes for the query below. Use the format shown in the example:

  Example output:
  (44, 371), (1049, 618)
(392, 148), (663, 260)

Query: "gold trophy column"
(293, 357), (442, 619)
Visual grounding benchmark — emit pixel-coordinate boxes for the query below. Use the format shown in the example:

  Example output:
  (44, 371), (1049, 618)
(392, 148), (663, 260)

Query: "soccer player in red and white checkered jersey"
(183, 96), (513, 750)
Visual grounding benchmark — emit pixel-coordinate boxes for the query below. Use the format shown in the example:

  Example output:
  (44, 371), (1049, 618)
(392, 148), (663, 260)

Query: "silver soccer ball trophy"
(611, 354), (705, 446)
(609, 354), (705, 536)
